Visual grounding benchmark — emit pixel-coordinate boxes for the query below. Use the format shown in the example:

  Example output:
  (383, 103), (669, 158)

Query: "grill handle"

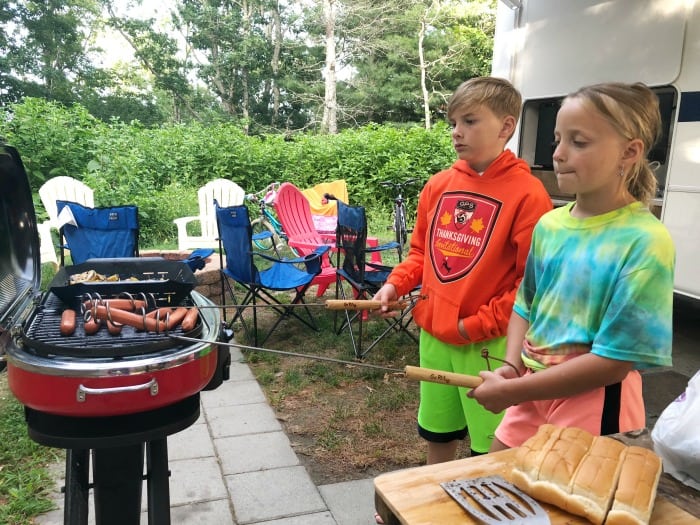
(76, 378), (159, 402)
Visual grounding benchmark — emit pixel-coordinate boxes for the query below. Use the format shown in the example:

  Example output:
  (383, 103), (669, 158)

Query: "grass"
(0, 263), (64, 523)
(0, 376), (62, 525)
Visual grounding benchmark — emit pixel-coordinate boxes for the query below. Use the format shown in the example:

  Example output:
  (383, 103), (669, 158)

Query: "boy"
(375, 77), (552, 464)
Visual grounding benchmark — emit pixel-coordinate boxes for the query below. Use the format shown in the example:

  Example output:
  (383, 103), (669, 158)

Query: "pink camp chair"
(274, 182), (336, 297)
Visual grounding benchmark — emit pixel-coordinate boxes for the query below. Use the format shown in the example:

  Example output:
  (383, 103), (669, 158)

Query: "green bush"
(1, 99), (455, 248)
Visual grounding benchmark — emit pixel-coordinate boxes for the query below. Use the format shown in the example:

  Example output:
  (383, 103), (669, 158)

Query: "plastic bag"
(651, 370), (700, 489)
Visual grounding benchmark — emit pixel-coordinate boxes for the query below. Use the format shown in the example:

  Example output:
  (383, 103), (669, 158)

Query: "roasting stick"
(171, 335), (483, 389)
(189, 296), (427, 311)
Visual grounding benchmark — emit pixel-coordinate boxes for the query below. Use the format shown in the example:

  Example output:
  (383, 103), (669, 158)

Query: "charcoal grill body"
(0, 144), (231, 525)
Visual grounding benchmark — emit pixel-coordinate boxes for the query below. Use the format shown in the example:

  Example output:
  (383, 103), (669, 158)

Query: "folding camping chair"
(333, 200), (418, 358)
(56, 200), (139, 265)
(38, 175), (95, 266)
(215, 201), (329, 346)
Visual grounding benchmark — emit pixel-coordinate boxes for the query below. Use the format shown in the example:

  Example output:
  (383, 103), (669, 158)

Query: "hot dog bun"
(511, 423), (563, 494)
(512, 425), (661, 525)
(606, 446), (662, 525)
(566, 435), (627, 524)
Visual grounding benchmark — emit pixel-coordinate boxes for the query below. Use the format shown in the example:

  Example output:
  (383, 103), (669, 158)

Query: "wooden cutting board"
(374, 448), (698, 524)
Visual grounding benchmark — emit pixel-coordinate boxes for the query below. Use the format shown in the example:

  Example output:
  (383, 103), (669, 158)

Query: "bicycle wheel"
(394, 205), (408, 247)
(251, 218), (277, 251)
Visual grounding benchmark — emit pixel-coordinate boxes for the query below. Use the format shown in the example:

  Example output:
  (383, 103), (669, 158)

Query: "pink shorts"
(495, 370), (645, 448)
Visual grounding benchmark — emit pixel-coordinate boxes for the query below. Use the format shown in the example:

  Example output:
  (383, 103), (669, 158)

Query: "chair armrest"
(255, 245), (329, 265)
(366, 241), (400, 252)
(320, 232), (336, 244)
(173, 216), (201, 228)
(173, 216), (202, 250)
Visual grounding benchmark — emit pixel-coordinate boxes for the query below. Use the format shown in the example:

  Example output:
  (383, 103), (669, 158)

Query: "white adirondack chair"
(38, 176), (95, 267)
(174, 178), (246, 250)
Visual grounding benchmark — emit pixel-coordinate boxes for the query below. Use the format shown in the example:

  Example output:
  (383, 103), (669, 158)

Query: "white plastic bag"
(651, 370), (700, 489)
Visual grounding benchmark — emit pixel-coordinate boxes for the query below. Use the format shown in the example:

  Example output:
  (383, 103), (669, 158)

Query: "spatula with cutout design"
(441, 475), (550, 524)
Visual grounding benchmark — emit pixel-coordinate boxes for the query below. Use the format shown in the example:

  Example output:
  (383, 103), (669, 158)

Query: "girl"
(469, 82), (675, 451)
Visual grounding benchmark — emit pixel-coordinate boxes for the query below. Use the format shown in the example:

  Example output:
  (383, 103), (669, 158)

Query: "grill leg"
(92, 444), (144, 525)
(146, 438), (171, 525)
(64, 449), (90, 525)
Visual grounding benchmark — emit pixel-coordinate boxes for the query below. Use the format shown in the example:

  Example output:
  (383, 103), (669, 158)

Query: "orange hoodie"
(387, 150), (552, 345)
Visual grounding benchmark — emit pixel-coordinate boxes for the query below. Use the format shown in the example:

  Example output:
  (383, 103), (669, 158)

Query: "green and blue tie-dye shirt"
(513, 201), (675, 370)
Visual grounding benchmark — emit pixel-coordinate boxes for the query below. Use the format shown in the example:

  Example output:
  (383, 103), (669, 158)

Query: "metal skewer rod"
(189, 297), (427, 311)
(171, 336), (482, 389)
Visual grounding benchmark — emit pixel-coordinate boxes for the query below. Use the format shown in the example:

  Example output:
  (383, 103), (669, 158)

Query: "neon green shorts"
(417, 330), (507, 453)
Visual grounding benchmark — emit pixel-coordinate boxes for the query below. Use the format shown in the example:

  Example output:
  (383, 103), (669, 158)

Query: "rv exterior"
(492, 0), (700, 300)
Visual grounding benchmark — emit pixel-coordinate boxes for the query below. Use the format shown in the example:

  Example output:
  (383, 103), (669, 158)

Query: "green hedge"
(1, 98), (455, 247)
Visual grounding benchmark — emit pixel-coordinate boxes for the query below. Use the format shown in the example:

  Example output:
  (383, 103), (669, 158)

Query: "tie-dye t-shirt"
(513, 201), (674, 370)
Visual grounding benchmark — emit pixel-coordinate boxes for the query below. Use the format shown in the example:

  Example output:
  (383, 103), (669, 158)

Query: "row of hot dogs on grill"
(59, 298), (199, 336)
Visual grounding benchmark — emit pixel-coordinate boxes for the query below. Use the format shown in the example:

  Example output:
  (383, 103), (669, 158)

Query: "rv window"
(533, 102), (559, 169)
(521, 86), (677, 197)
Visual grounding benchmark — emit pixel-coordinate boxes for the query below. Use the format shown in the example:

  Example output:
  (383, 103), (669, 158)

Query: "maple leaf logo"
(440, 211), (452, 226)
(470, 218), (485, 233)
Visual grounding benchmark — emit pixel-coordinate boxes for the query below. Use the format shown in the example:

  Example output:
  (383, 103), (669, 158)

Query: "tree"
(1, 0), (102, 105)
(105, 7), (200, 122)
(320, 0), (337, 133)
(345, 0), (495, 127)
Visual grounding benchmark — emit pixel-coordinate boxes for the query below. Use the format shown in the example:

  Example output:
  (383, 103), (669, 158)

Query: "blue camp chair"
(56, 200), (139, 265)
(333, 200), (418, 358)
(215, 201), (329, 346)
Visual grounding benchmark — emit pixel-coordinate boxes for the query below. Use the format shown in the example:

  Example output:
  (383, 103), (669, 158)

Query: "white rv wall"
(493, 0), (700, 300)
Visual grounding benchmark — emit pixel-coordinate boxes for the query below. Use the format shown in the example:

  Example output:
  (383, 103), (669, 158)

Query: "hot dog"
(165, 307), (188, 330)
(60, 309), (77, 336)
(83, 298), (147, 311)
(92, 305), (166, 332)
(146, 307), (173, 319)
(106, 320), (123, 335)
(181, 307), (199, 331)
(83, 315), (101, 335)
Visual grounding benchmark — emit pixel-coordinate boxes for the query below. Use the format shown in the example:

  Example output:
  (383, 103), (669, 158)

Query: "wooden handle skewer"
(324, 299), (409, 311)
(403, 365), (483, 389)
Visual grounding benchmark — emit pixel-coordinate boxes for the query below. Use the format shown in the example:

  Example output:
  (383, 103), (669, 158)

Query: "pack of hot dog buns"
(512, 424), (662, 525)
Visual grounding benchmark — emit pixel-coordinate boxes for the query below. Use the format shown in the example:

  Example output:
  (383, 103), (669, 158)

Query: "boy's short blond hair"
(447, 77), (522, 127)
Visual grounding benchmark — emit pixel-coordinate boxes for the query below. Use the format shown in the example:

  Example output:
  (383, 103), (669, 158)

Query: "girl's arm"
(492, 312), (529, 379)
(469, 352), (634, 414)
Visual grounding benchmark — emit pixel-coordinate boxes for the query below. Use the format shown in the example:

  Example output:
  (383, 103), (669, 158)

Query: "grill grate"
(23, 292), (202, 358)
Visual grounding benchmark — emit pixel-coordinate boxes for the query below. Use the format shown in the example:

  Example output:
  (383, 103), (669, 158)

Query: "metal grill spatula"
(441, 475), (550, 524)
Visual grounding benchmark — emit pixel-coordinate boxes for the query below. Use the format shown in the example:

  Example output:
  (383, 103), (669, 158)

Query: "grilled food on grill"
(69, 270), (122, 284)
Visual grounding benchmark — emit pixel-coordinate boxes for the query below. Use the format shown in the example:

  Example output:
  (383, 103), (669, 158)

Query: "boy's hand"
(467, 370), (514, 414)
(372, 284), (399, 318)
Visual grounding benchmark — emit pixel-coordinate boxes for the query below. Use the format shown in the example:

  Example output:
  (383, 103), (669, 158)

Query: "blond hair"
(566, 82), (660, 205)
(447, 77), (522, 139)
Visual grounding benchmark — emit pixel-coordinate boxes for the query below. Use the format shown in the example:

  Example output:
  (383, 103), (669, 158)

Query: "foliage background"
(0, 98), (456, 247)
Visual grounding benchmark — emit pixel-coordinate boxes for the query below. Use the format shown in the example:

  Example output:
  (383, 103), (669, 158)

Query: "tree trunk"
(241, 0), (251, 134)
(418, 14), (431, 129)
(271, 0), (281, 125)
(321, 0), (337, 134)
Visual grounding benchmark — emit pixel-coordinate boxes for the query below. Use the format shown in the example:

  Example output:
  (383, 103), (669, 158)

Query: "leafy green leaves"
(1, 97), (454, 248)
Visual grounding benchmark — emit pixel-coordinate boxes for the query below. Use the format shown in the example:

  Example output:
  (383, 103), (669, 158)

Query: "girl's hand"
(467, 370), (514, 414)
(493, 364), (520, 380)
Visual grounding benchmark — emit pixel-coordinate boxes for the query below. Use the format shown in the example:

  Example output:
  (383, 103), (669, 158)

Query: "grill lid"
(0, 144), (40, 337)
